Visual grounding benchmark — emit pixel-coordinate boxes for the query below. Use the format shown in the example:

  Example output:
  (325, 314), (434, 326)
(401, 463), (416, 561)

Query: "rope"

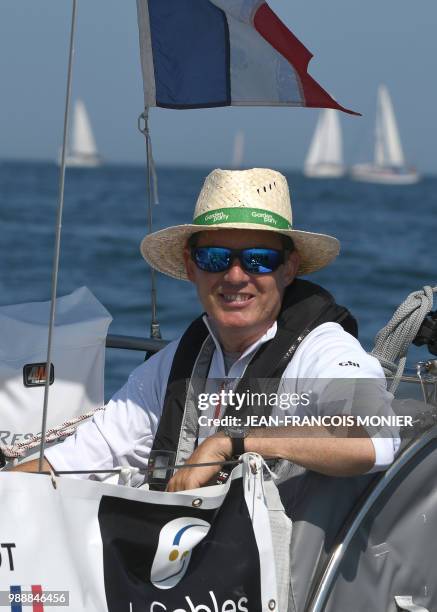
(371, 285), (437, 393)
(42, 459), (241, 476)
(0, 406), (105, 459)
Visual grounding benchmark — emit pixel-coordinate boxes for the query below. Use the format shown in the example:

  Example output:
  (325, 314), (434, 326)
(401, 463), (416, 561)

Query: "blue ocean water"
(1, 161), (436, 399)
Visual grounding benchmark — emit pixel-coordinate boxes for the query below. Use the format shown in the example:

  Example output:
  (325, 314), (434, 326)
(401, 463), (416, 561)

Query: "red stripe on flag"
(31, 586), (44, 612)
(253, 3), (359, 115)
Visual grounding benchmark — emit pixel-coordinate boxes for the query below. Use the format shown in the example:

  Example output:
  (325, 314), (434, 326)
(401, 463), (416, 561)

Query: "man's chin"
(214, 313), (256, 330)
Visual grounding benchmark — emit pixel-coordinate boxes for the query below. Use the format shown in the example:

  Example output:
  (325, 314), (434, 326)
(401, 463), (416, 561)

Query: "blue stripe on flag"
(10, 586), (22, 612)
(148, 0), (231, 108)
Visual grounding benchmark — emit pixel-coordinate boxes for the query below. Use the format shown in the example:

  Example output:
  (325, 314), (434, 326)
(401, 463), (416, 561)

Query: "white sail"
(351, 85), (418, 185)
(71, 100), (98, 158)
(64, 99), (102, 167)
(374, 85), (405, 168)
(231, 130), (245, 168)
(304, 109), (344, 178)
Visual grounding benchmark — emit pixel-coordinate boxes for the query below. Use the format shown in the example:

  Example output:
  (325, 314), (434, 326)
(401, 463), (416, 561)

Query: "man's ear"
(183, 246), (196, 282)
(283, 250), (300, 286)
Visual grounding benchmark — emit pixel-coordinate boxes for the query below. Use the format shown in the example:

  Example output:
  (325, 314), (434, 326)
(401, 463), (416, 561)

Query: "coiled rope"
(371, 285), (437, 393)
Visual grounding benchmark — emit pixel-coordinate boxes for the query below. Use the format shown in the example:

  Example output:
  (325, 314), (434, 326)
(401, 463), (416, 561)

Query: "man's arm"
(166, 426), (375, 492)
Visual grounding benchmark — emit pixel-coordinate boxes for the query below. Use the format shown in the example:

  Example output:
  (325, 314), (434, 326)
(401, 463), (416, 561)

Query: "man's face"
(184, 229), (300, 348)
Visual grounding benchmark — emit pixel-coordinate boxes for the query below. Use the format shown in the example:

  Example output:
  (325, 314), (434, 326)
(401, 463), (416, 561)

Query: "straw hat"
(140, 168), (339, 280)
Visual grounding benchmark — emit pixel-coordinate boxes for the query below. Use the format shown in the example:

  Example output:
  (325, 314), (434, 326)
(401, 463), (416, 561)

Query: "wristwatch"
(223, 425), (249, 458)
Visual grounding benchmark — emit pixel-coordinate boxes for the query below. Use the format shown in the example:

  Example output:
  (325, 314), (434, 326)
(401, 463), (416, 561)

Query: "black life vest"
(149, 279), (357, 488)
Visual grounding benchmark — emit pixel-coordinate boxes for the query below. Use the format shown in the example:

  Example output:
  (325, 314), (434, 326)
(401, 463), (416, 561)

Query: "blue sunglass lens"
(242, 249), (282, 273)
(193, 247), (231, 272)
(192, 247), (283, 274)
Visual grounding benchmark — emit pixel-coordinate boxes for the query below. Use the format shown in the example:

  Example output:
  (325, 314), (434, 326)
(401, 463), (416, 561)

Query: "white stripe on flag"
(227, 16), (304, 106)
(209, 0), (264, 24)
(136, 0), (157, 108)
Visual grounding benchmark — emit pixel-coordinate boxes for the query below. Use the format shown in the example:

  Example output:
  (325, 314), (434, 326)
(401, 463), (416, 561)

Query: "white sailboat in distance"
(351, 85), (419, 185)
(65, 99), (102, 168)
(304, 109), (345, 178)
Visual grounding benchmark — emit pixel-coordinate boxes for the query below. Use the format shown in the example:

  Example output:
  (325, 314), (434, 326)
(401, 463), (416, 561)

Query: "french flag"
(136, 0), (356, 114)
(9, 586), (44, 612)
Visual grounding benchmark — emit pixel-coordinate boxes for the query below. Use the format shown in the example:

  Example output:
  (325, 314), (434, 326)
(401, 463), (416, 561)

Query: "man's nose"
(223, 257), (250, 282)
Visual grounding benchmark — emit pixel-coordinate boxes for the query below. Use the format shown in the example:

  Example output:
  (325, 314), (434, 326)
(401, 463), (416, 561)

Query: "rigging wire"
(38, 0), (78, 472)
(37, 459), (241, 477)
(138, 107), (161, 341)
(138, 110), (160, 335)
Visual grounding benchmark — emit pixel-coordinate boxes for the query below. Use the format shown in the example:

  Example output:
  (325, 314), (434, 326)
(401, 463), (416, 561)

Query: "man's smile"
(218, 292), (254, 307)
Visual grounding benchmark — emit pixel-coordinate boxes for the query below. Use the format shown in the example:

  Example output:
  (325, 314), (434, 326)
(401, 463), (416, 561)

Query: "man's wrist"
(223, 425), (249, 458)
(212, 431), (234, 459)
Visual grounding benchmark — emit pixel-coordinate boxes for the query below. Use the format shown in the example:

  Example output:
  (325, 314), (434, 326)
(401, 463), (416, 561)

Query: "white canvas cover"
(0, 456), (278, 611)
(0, 287), (112, 449)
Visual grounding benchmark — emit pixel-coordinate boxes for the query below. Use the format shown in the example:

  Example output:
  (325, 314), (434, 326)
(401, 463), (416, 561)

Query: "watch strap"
(231, 436), (245, 458)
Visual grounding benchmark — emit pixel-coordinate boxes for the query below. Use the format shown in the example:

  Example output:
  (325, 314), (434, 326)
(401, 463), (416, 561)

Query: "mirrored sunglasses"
(191, 246), (285, 274)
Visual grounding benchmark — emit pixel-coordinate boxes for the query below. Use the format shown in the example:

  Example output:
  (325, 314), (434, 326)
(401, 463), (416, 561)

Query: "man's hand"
(166, 434), (233, 492)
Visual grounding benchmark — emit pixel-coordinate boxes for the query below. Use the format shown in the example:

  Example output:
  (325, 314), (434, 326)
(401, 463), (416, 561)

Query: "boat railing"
(106, 334), (168, 354)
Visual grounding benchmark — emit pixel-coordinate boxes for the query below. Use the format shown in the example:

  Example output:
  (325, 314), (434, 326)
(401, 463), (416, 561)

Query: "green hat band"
(193, 207), (292, 230)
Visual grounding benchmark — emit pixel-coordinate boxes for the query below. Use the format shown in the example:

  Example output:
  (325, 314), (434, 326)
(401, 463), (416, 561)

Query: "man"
(16, 168), (398, 490)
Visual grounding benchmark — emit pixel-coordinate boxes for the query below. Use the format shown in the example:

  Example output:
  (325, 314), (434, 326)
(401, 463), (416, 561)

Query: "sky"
(0, 0), (436, 172)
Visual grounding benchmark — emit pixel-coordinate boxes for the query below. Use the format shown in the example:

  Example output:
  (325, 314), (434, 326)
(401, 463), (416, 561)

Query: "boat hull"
(64, 154), (103, 168)
(350, 163), (420, 185)
(304, 163), (345, 178)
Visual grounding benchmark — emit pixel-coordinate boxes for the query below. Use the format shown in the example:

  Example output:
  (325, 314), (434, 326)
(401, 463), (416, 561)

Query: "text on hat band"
(193, 207), (292, 229)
